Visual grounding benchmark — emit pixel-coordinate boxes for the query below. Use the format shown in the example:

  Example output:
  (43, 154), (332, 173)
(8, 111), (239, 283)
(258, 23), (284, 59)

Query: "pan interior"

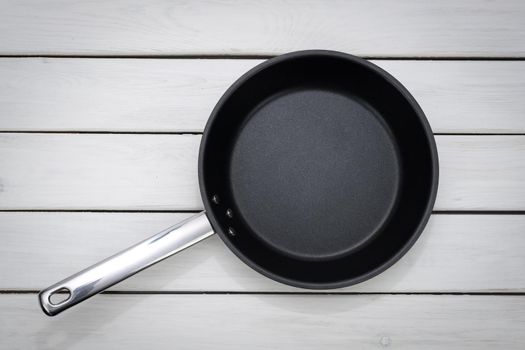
(229, 88), (400, 260)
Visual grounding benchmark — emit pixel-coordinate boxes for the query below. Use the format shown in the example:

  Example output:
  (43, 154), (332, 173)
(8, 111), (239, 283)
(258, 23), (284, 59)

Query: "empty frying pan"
(39, 50), (438, 316)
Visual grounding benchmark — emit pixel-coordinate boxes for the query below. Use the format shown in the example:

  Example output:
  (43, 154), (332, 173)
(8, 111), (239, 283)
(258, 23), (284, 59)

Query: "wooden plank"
(0, 134), (524, 210)
(2, 294), (524, 349)
(2, 213), (524, 292)
(0, 1), (524, 56)
(1, 58), (525, 133)
(0, 58), (253, 133)
(436, 136), (525, 210)
(0, 134), (201, 210)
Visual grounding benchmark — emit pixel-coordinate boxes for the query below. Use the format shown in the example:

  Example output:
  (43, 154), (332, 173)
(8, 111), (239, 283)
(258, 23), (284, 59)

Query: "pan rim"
(198, 49), (439, 290)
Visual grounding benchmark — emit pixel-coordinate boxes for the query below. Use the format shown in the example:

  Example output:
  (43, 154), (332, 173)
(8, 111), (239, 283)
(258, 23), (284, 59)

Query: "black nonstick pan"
(39, 50), (438, 316)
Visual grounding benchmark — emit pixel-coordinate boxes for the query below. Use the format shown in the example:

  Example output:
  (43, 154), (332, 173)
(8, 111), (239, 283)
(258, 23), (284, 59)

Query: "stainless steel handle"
(38, 212), (214, 316)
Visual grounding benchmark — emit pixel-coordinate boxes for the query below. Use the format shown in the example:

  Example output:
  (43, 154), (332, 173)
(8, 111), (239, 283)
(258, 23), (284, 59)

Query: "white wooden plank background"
(0, 0), (524, 57)
(1, 59), (524, 133)
(2, 294), (525, 350)
(1, 0), (525, 348)
(0, 134), (524, 210)
(2, 213), (524, 293)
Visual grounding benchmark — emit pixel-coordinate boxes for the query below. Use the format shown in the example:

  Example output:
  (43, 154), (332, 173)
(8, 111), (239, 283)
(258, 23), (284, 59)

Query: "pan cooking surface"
(230, 88), (401, 260)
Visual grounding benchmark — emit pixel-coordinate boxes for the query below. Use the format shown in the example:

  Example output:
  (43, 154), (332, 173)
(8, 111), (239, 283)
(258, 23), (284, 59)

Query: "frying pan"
(39, 50), (438, 316)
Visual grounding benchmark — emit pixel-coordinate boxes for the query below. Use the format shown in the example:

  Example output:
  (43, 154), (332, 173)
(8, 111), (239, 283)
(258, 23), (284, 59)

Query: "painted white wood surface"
(2, 294), (524, 350)
(1, 59), (525, 133)
(0, 1), (524, 57)
(0, 134), (524, 210)
(2, 213), (524, 292)
(1, 1), (524, 347)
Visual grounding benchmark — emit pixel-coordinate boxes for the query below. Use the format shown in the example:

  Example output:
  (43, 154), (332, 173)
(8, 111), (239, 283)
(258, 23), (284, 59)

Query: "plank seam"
(0, 131), (204, 135)
(432, 211), (525, 215)
(434, 133), (525, 136)
(1, 210), (525, 214)
(0, 55), (525, 61)
(2, 132), (525, 136)
(0, 209), (202, 213)
(2, 290), (524, 296)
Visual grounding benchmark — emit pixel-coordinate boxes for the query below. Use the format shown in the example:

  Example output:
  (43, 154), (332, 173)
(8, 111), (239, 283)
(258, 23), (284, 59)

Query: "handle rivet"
(212, 195), (220, 204)
(226, 209), (233, 218)
(227, 227), (236, 236)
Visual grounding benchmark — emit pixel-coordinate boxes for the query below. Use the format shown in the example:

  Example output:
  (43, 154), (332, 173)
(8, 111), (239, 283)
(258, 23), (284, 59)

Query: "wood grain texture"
(0, 134), (524, 210)
(1, 58), (525, 133)
(2, 213), (524, 292)
(0, 134), (201, 210)
(1, 0), (523, 347)
(2, 294), (525, 349)
(0, 0), (524, 56)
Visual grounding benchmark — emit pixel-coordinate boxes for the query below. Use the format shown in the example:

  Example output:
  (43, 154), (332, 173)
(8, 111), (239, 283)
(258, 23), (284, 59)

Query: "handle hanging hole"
(48, 288), (71, 305)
